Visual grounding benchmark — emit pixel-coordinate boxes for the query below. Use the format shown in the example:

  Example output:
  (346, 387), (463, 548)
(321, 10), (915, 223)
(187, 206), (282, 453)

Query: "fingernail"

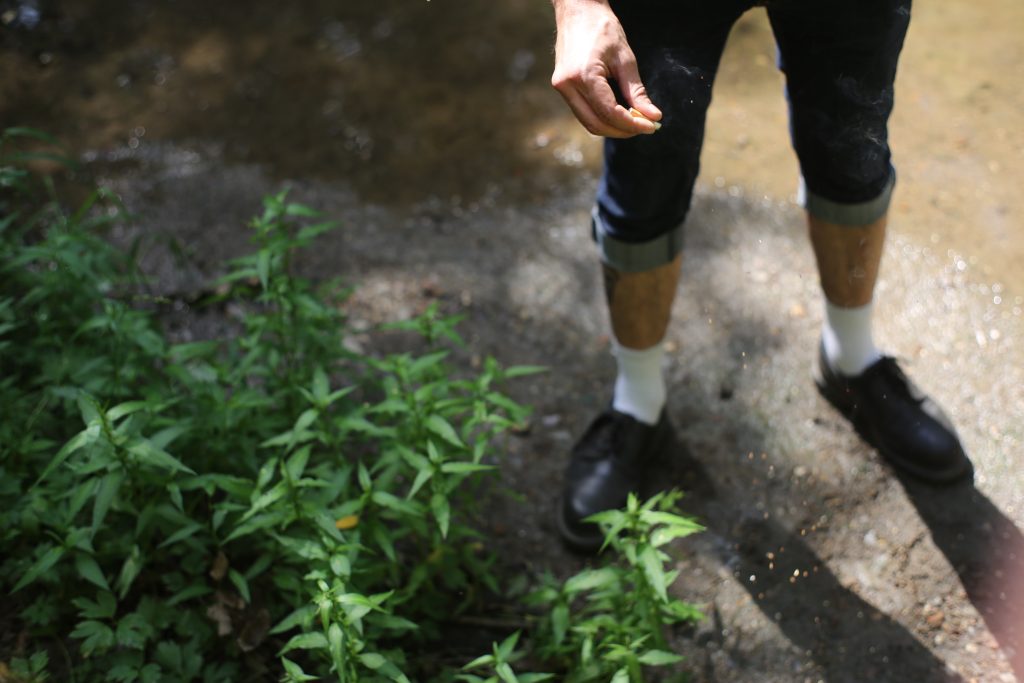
(629, 107), (662, 132)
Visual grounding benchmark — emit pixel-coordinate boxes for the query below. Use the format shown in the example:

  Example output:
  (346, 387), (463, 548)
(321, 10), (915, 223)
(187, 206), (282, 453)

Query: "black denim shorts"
(595, 0), (910, 272)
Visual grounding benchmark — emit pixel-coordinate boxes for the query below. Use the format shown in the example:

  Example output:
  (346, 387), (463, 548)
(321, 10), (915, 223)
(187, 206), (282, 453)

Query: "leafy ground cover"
(0, 128), (702, 683)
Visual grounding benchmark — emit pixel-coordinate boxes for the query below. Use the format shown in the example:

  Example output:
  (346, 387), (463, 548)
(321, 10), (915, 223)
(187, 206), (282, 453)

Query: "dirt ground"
(2, 1), (1023, 681)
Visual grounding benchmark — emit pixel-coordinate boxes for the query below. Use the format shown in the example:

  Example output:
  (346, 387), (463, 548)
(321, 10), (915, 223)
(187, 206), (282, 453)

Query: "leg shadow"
(658, 433), (963, 683)
(895, 473), (1024, 679)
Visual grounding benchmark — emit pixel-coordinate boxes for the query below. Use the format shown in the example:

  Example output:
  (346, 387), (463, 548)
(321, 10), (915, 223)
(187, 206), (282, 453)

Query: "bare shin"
(808, 214), (887, 307)
(602, 254), (682, 349)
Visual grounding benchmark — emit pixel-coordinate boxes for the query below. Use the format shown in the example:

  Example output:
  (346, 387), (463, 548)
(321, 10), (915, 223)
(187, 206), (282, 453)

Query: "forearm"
(551, 0), (614, 32)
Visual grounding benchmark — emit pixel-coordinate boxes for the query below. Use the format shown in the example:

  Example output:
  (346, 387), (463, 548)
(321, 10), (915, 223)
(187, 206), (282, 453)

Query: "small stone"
(789, 303), (806, 318)
(794, 466), (809, 478)
(421, 277), (441, 297)
(926, 611), (945, 628)
(541, 414), (561, 428)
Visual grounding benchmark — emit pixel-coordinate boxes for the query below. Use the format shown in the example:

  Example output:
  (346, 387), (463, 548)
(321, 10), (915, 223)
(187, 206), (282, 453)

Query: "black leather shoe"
(814, 345), (972, 484)
(557, 407), (671, 553)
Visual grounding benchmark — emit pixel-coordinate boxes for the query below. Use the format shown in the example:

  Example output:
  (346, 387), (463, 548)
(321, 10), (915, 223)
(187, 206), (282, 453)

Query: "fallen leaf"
(210, 550), (229, 581)
(207, 603), (233, 636)
(237, 608), (271, 652)
(335, 515), (359, 530)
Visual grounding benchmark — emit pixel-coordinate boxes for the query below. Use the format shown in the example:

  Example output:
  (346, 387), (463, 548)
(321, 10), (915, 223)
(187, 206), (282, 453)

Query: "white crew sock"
(822, 300), (882, 376)
(611, 336), (666, 425)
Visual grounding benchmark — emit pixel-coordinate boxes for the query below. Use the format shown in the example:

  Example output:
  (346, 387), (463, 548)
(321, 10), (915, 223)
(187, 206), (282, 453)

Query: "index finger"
(580, 75), (658, 136)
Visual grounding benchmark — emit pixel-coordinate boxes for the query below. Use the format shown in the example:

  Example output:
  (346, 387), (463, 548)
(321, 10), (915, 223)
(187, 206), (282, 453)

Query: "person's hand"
(551, 0), (662, 138)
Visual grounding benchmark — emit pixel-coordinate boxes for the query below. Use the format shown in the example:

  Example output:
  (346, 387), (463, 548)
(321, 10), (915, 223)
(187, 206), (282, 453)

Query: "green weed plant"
(0, 128), (702, 682)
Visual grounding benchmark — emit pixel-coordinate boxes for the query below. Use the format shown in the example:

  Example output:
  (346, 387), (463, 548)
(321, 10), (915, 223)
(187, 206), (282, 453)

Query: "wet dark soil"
(3, 1), (1023, 681)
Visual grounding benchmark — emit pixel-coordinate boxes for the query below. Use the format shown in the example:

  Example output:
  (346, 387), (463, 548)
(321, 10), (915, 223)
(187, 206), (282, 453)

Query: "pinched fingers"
(552, 69), (656, 138)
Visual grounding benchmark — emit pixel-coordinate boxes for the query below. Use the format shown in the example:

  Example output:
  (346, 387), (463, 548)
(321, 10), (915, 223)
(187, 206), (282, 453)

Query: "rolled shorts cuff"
(804, 169), (896, 227)
(592, 207), (684, 273)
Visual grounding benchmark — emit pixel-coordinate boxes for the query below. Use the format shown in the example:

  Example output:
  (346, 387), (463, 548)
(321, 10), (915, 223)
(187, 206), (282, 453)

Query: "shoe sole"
(813, 367), (973, 485)
(555, 416), (673, 555)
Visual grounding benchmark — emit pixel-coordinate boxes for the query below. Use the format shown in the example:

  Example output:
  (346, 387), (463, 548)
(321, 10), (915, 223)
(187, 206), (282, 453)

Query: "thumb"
(616, 59), (661, 121)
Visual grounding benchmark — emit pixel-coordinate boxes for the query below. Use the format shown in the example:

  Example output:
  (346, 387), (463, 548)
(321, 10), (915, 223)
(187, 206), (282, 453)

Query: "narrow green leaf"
(328, 622), (344, 660)
(224, 510), (287, 542)
(639, 545), (668, 602)
(495, 662), (518, 683)
(106, 401), (149, 422)
(440, 462), (494, 475)
(425, 414), (463, 448)
(270, 605), (317, 635)
(149, 424), (191, 452)
(462, 654), (494, 670)
(168, 340), (219, 362)
(366, 398), (408, 414)
(74, 554), (110, 591)
(33, 424), (99, 487)
(158, 523), (203, 549)
(229, 568), (251, 604)
(360, 652), (386, 669)
(312, 367), (329, 404)
(564, 567), (618, 594)
(358, 462), (372, 491)
(242, 481), (288, 522)
(407, 467), (433, 500)
(284, 202), (320, 217)
(126, 438), (195, 475)
(372, 490), (421, 516)
(637, 650), (685, 666)
(609, 668), (629, 683)
(77, 393), (102, 426)
(368, 614), (418, 632)
(295, 220), (337, 241)
(294, 408), (319, 435)
(166, 584), (212, 606)
(4, 126), (60, 144)
(502, 365), (547, 378)
(280, 657), (318, 682)
(551, 604), (568, 646)
(650, 523), (702, 547)
(115, 545), (143, 599)
(408, 350), (449, 376)
(430, 493), (450, 538)
(496, 631), (520, 660)
(257, 249), (270, 290)
(279, 631), (329, 655)
(285, 445), (312, 480)
(12, 545), (65, 592)
(92, 470), (124, 535)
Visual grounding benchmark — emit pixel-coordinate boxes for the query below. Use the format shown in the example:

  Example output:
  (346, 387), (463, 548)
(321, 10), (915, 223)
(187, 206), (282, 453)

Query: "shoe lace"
(577, 411), (628, 461)
(871, 356), (923, 402)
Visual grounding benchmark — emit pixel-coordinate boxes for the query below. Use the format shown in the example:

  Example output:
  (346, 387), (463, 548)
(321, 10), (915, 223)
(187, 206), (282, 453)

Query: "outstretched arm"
(550, 0), (662, 138)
